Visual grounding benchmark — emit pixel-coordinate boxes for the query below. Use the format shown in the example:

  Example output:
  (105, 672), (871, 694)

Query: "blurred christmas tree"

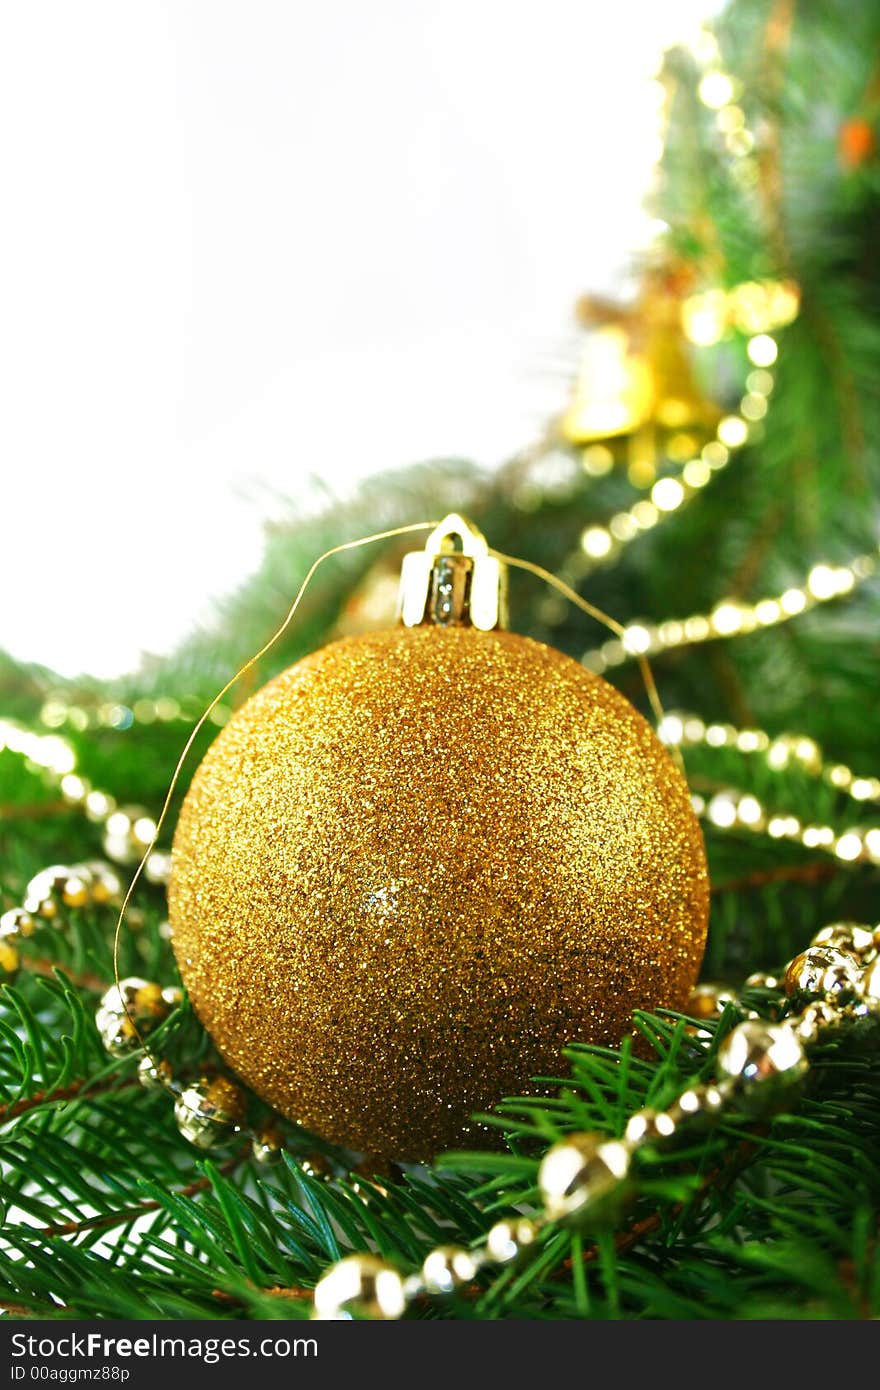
(1, 0), (878, 1320)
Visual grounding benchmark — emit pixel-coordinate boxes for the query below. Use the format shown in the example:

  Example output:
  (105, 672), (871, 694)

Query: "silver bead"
(95, 977), (172, 1056)
(102, 806), (158, 865)
(137, 1053), (173, 1090)
(811, 922), (875, 959)
(793, 1001), (841, 1044)
(25, 864), (74, 919)
(624, 1108), (677, 1144)
(717, 1020), (807, 1110)
(744, 972), (779, 990)
(174, 1078), (245, 1148)
(144, 850), (172, 885)
(81, 860), (122, 905)
(312, 1254), (406, 1321)
(421, 1245), (479, 1294)
(537, 1133), (630, 1225)
(485, 1218), (538, 1264)
(859, 957), (880, 1012)
(783, 946), (861, 1002)
(0, 907), (35, 941)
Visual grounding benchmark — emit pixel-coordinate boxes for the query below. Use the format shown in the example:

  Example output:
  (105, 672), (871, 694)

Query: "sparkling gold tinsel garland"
(582, 547), (877, 673)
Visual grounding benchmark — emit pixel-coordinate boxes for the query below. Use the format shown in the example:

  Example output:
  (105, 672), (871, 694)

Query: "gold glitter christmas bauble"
(169, 624), (708, 1161)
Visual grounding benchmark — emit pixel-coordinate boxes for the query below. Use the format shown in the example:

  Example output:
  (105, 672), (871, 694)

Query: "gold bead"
(667, 1084), (725, 1124)
(174, 1077), (246, 1149)
(716, 1020), (807, 1109)
(811, 922), (875, 959)
(25, 864), (73, 904)
(312, 1254), (406, 1321)
(699, 1084), (726, 1113)
(102, 806), (158, 865)
(95, 1012), (138, 1056)
(0, 934), (20, 978)
(537, 1133), (630, 1225)
(25, 864), (74, 919)
(421, 1245), (479, 1294)
(783, 946), (861, 1003)
(298, 1151), (335, 1181)
(744, 971), (779, 990)
(686, 982), (736, 1020)
(61, 868), (92, 909)
(252, 1125), (284, 1165)
(144, 850), (172, 886)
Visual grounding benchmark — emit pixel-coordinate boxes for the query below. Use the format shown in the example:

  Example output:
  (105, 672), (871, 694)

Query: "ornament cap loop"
(397, 513), (507, 631)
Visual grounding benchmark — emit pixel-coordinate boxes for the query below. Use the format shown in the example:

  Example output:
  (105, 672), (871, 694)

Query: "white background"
(1, 1), (713, 678)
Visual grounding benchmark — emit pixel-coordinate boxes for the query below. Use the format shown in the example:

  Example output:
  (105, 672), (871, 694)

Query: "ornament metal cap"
(397, 513), (507, 631)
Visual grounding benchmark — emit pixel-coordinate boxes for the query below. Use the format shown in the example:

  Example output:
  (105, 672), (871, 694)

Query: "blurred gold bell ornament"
(169, 515), (709, 1161)
(561, 263), (721, 486)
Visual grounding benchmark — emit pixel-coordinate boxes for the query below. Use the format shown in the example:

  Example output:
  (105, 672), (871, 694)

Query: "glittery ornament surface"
(169, 627), (708, 1161)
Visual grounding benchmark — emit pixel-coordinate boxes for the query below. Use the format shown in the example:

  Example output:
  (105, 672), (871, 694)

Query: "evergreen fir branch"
(1, 0), (879, 1323)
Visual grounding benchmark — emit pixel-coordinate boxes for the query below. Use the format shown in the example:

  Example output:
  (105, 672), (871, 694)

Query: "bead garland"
(0, 860), (124, 978)
(582, 546), (877, 673)
(690, 786), (880, 868)
(658, 712), (880, 806)
(39, 693), (231, 735)
(0, 717), (170, 881)
(0, 860), (311, 1170)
